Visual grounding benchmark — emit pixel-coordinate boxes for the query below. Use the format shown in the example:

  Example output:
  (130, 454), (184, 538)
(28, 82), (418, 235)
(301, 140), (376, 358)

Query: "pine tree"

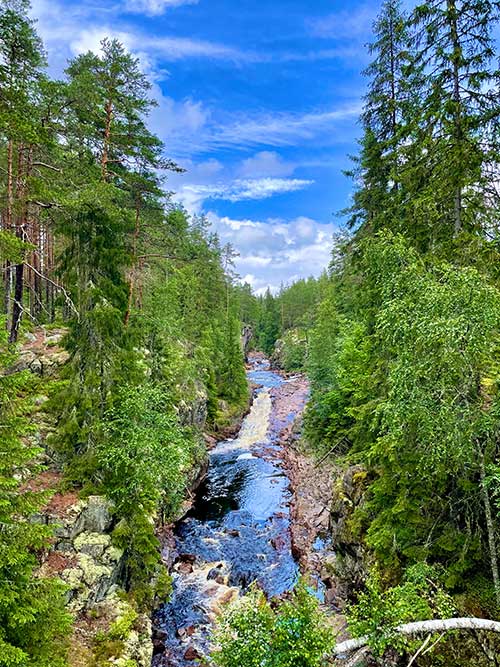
(0, 0), (46, 341)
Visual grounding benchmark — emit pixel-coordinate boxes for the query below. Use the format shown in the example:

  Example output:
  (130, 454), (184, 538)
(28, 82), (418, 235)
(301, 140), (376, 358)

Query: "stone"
(78, 553), (111, 588)
(73, 531), (111, 559)
(178, 553), (196, 563)
(71, 496), (114, 537)
(207, 566), (222, 580)
(184, 646), (202, 661)
(176, 561), (193, 575)
(29, 357), (43, 374)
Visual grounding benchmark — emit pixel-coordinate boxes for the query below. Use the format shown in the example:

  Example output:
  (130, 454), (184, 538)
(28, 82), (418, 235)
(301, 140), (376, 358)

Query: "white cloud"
(144, 35), (247, 61)
(207, 213), (335, 294)
(158, 103), (361, 158)
(238, 151), (295, 178)
(211, 105), (361, 149)
(180, 178), (313, 210)
(69, 28), (245, 62)
(124, 0), (198, 16)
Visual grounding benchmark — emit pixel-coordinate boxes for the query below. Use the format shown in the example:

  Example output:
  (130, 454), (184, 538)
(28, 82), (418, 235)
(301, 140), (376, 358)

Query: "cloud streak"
(178, 177), (313, 211)
(124, 0), (198, 16)
(308, 4), (376, 39)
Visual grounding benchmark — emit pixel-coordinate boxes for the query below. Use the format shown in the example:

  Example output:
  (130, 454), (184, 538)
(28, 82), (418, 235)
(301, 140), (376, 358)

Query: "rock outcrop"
(38, 490), (153, 666)
(40, 494), (122, 612)
(10, 327), (69, 376)
(327, 465), (371, 600)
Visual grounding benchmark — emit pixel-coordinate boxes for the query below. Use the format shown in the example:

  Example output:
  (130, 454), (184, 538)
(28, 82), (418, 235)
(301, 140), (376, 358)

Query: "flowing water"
(152, 359), (300, 665)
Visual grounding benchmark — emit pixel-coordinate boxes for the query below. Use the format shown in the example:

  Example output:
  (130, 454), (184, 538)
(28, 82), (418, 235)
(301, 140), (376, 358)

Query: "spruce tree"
(0, 242), (70, 666)
(345, 0), (411, 236)
(408, 0), (500, 243)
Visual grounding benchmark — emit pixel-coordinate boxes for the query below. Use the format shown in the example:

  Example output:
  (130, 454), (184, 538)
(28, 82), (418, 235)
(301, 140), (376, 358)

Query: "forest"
(3, 0), (500, 666)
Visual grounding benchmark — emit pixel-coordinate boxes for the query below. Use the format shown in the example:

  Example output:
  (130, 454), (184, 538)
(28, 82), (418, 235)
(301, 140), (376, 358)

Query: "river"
(151, 358), (306, 665)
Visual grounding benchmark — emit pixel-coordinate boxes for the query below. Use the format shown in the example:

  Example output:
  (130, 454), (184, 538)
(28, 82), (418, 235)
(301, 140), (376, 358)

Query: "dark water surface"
(152, 360), (299, 665)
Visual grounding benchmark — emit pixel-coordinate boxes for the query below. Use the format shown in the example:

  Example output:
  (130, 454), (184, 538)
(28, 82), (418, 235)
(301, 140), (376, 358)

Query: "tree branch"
(32, 162), (61, 172)
(24, 262), (79, 320)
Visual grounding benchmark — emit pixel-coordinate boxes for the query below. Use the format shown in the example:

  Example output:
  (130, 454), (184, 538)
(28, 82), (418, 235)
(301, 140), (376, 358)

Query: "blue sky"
(31, 0), (380, 293)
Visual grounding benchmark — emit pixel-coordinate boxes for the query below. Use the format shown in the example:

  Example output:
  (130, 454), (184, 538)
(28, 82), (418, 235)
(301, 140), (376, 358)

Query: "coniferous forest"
(3, 0), (500, 666)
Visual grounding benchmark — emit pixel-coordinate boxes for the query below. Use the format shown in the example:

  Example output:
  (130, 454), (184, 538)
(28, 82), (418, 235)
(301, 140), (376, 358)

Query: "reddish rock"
(184, 646), (202, 661)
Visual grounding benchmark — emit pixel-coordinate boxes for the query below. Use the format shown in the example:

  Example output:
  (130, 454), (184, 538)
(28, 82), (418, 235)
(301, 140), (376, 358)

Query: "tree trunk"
(101, 96), (113, 181)
(447, 0), (463, 235)
(9, 262), (24, 343)
(333, 617), (500, 657)
(479, 452), (500, 607)
(4, 139), (14, 323)
(9, 144), (31, 343)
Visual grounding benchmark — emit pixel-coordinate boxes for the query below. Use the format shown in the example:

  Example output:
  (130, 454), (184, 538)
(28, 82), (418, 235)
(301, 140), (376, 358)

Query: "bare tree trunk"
(479, 452), (500, 607)
(4, 139), (14, 323)
(334, 617), (500, 657)
(9, 144), (31, 343)
(31, 216), (42, 320)
(101, 96), (113, 181)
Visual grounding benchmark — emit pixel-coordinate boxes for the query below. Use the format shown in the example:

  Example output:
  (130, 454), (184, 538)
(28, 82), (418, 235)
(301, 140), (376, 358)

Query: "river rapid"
(151, 358), (307, 666)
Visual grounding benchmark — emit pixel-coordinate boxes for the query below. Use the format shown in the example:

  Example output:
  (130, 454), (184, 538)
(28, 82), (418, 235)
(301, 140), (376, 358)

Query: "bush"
(346, 563), (456, 656)
(211, 581), (334, 667)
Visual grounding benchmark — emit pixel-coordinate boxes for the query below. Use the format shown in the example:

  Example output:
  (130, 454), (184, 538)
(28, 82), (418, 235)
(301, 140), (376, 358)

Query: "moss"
(108, 607), (139, 641)
(91, 604), (139, 667)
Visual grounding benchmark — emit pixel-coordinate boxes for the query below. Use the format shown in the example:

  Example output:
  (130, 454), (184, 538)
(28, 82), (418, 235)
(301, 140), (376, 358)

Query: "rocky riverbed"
(151, 356), (350, 665)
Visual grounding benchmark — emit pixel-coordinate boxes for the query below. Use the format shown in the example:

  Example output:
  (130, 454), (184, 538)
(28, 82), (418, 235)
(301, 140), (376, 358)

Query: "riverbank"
(269, 373), (349, 643)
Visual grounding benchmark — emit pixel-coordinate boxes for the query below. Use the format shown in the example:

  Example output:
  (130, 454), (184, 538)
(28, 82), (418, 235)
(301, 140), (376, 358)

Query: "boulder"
(72, 495), (114, 536)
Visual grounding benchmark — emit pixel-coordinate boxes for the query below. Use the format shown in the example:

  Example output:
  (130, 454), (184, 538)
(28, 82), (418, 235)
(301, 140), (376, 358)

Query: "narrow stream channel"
(152, 359), (300, 666)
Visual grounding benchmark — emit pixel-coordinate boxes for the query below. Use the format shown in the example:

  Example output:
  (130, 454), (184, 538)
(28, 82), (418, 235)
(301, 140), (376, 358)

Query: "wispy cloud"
(32, 0), (252, 66)
(210, 105), (362, 150)
(123, 0), (198, 16)
(180, 177), (313, 210)
(308, 4), (376, 40)
(69, 27), (247, 62)
(144, 35), (249, 61)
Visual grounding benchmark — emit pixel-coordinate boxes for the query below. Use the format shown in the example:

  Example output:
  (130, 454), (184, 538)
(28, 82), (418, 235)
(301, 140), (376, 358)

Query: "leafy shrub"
(211, 581), (334, 667)
(346, 563), (456, 656)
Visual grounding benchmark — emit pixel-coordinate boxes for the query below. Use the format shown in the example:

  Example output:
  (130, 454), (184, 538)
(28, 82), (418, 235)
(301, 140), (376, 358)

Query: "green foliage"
(347, 563), (456, 656)
(92, 603), (139, 667)
(256, 289), (280, 356)
(0, 230), (30, 263)
(280, 329), (307, 372)
(0, 321), (71, 666)
(98, 383), (198, 519)
(211, 582), (334, 667)
(97, 383), (201, 591)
